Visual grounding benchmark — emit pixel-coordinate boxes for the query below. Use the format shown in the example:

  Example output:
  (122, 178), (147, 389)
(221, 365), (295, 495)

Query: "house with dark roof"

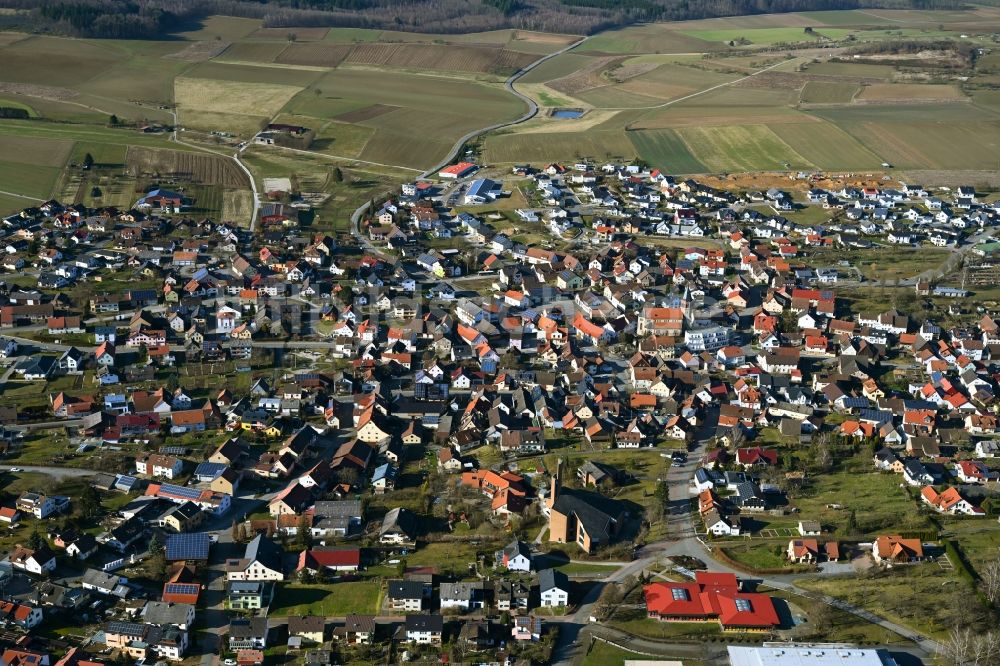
(546, 461), (629, 553)
(225, 534), (283, 581)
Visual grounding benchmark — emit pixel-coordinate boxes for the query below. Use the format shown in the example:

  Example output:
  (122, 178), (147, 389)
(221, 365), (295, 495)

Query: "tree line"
(0, 0), (973, 39)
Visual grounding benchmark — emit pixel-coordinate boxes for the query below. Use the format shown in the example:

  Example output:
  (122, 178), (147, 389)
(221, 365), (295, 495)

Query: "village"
(0, 155), (997, 666)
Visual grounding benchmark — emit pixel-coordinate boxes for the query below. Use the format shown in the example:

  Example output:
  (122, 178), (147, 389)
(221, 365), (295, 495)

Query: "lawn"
(796, 564), (979, 641)
(269, 581), (380, 616)
(580, 640), (657, 666)
(609, 612), (722, 640)
(720, 543), (804, 571)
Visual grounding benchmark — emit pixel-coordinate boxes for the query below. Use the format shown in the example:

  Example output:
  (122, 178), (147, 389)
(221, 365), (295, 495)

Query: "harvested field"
(800, 81), (860, 103)
(164, 40), (229, 62)
(343, 42), (535, 74)
(335, 104), (398, 123)
(219, 41), (289, 63)
(126, 147), (251, 188)
(175, 77), (302, 116)
(275, 43), (353, 68)
(856, 83), (965, 102)
(250, 27), (330, 41)
(183, 61), (321, 87)
(222, 189), (253, 225)
(0, 135), (72, 167)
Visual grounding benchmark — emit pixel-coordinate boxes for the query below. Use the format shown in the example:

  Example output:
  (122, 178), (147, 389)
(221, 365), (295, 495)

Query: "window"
(671, 587), (690, 601)
(734, 598), (752, 612)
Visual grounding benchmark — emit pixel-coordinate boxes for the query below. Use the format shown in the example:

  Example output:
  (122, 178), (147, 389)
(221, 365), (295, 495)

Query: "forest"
(0, 0), (977, 38)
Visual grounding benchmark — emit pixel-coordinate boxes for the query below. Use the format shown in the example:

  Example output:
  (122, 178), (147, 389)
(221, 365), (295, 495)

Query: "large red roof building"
(644, 572), (780, 631)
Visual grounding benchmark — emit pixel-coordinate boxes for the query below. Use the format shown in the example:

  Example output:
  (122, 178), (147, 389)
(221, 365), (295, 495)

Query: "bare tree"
(980, 556), (1000, 606)
(943, 628), (1000, 666)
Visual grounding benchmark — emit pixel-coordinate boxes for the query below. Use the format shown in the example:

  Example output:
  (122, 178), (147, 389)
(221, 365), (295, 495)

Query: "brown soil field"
(343, 43), (534, 73)
(548, 56), (625, 95)
(699, 171), (891, 193)
(164, 41), (230, 62)
(126, 147), (251, 188)
(511, 30), (579, 44)
(335, 104), (399, 123)
(856, 83), (965, 101)
(275, 43), (353, 68)
(493, 49), (543, 73)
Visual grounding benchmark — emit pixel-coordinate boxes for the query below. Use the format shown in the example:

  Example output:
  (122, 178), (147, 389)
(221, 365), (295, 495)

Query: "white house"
(539, 569), (569, 607)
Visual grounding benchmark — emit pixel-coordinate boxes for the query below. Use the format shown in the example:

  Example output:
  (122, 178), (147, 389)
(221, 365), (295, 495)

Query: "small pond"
(551, 109), (584, 119)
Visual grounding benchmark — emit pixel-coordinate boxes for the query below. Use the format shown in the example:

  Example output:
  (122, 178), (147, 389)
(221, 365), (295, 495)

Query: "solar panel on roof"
(165, 533), (211, 560)
(159, 446), (188, 455)
(164, 583), (199, 594)
(158, 483), (201, 500)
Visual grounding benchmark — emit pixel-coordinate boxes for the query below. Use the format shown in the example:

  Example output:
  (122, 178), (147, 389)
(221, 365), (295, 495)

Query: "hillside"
(0, 0), (974, 38)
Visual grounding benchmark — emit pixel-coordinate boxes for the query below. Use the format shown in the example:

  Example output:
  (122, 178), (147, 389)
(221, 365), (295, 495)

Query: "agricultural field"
(125, 147), (251, 188)
(627, 129), (707, 174)
(482, 130), (637, 164)
(799, 81), (860, 104)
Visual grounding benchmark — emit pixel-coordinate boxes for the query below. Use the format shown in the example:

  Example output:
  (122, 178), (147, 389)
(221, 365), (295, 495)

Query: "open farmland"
(799, 81), (860, 103)
(0, 135), (73, 167)
(482, 130), (636, 164)
(856, 83), (966, 102)
(175, 77), (303, 133)
(275, 43), (353, 68)
(627, 129), (707, 173)
(769, 122), (884, 169)
(674, 125), (811, 172)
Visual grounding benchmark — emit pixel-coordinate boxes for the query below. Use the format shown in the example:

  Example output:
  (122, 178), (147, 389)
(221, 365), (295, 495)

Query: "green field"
(270, 581), (381, 616)
(800, 81), (860, 104)
(769, 122), (884, 170)
(675, 124), (811, 172)
(627, 128), (707, 173)
(483, 130), (637, 163)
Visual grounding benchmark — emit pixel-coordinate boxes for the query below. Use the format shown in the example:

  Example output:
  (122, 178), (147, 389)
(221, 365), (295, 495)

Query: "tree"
(295, 515), (312, 550)
(980, 556), (1000, 606)
(109, 114), (119, 126)
(91, 186), (103, 198)
(942, 627), (1000, 666)
(78, 485), (102, 520)
(287, 32), (297, 42)
(333, 167), (343, 183)
(147, 532), (167, 581)
(83, 153), (94, 170)
(28, 527), (44, 551)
